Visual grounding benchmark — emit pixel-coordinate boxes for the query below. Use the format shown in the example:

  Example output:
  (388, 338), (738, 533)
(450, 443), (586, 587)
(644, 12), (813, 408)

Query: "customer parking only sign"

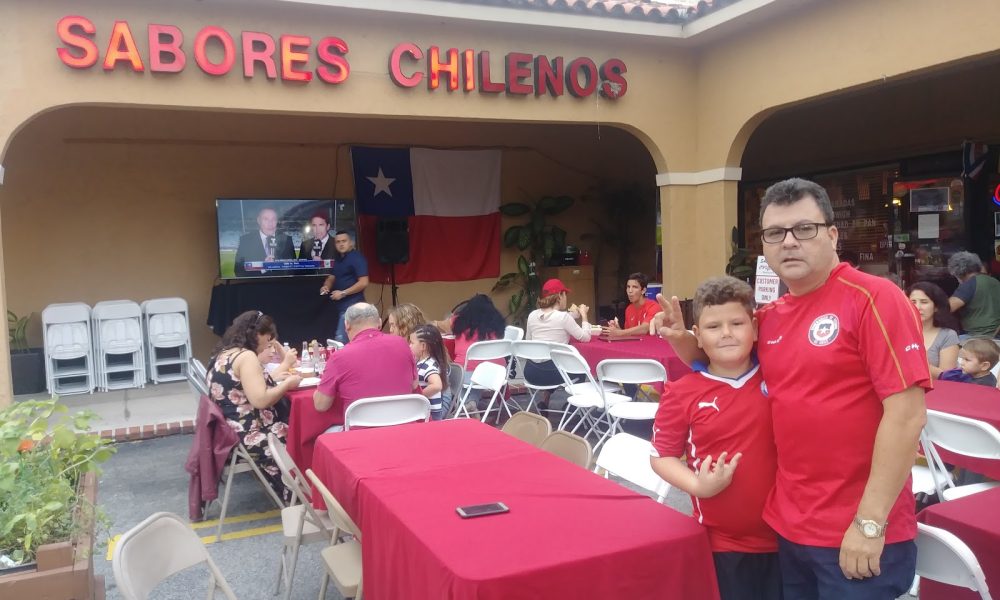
(754, 256), (781, 305)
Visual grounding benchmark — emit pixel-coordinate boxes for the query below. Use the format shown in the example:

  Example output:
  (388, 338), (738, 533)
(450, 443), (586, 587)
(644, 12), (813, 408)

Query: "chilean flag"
(351, 146), (502, 284)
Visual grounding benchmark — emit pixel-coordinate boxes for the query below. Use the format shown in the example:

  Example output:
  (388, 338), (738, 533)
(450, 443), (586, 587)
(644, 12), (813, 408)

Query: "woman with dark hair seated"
(908, 281), (960, 378)
(435, 294), (506, 378)
(207, 310), (301, 500)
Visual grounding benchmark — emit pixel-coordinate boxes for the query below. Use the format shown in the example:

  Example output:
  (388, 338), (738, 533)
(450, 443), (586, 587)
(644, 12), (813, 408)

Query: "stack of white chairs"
(41, 302), (95, 395)
(92, 300), (146, 392)
(141, 298), (191, 384)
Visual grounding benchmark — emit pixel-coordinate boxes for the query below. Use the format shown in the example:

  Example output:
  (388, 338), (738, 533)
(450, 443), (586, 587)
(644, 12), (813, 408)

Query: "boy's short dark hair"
(627, 272), (648, 290)
(963, 339), (1000, 369)
(692, 276), (755, 325)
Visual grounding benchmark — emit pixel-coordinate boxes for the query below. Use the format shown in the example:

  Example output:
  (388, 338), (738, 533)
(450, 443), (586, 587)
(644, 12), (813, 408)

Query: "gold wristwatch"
(853, 515), (887, 539)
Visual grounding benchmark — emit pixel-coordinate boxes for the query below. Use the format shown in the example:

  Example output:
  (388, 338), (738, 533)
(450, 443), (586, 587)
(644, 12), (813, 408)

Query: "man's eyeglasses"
(760, 222), (832, 244)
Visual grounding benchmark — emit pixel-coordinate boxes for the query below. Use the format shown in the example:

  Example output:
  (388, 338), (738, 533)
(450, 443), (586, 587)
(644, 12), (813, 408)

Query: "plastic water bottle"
(315, 347), (326, 375)
(300, 342), (312, 370)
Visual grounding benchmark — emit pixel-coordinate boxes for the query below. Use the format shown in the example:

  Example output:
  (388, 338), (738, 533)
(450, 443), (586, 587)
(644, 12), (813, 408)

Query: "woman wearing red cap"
(525, 278), (592, 410)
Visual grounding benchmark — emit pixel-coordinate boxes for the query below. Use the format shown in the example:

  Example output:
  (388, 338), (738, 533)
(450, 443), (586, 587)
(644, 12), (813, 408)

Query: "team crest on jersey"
(808, 313), (840, 347)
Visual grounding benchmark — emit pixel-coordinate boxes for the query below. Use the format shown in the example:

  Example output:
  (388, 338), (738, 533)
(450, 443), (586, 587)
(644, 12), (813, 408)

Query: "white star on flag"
(367, 167), (395, 198)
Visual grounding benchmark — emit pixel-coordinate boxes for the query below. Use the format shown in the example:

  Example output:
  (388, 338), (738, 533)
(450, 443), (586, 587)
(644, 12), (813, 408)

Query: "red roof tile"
(441, 0), (739, 23)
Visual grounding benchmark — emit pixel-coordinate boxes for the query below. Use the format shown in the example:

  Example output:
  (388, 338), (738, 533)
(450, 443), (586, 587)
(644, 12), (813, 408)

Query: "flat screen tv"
(216, 198), (356, 279)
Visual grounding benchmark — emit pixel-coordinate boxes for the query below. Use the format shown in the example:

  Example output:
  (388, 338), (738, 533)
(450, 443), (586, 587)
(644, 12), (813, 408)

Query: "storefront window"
(890, 177), (965, 294)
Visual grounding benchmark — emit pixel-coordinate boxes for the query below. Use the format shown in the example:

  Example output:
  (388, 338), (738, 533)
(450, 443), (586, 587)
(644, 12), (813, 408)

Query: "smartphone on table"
(456, 502), (509, 518)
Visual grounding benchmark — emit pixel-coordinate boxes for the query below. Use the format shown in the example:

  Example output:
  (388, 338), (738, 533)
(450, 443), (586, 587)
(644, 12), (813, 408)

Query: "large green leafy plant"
(492, 195), (574, 324)
(7, 310), (29, 352)
(0, 401), (114, 567)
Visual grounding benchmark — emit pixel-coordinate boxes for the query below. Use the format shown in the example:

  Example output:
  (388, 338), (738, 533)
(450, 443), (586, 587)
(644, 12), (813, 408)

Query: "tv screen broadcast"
(216, 198), (356, 279)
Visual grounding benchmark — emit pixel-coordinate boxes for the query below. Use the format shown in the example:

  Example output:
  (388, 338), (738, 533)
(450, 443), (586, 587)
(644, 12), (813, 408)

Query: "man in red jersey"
(653, 178), (930, 599)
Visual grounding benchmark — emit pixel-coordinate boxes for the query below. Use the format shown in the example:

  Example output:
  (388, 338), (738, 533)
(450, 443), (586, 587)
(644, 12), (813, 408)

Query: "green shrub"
(0, 400), (115, 566)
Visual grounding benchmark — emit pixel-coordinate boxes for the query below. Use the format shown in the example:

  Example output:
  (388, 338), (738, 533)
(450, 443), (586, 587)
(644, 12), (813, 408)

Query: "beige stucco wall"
(3, 0), (1000, 403)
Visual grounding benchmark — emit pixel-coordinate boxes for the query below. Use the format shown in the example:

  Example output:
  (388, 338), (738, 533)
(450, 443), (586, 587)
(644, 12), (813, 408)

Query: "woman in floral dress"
(207, 310), (301, 500)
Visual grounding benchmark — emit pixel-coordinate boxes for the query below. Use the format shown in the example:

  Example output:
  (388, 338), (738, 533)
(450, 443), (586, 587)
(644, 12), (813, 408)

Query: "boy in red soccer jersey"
(650, 276), (780, 600)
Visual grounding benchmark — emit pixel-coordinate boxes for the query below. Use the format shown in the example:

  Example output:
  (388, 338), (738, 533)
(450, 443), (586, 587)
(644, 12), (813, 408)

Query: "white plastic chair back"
(344, 394), (431, 431)
(147, 313), (188, 347)
(925, 410), (1000, 460)
(597, 359), (667, 386)
(464, 339), (513, 365)
(326, 339), (345, 350)
(45, 322), (91, 358)
(550, 348), (600, 388)
(468, 361), (508, 393)
(268, 433), (316, 508)
(504, 325), (525, 341)
(188, 362), (209, 397)
(142, 297), (188, 316)
(595, 433), (670, 503)
(100, 318), (143, 352)
(42, 302), (91, 325)
(511, 340), (554, 362)
(915, 522), (993, 599)
(112, 512), (237, 600)
(501, 411), (552, 446)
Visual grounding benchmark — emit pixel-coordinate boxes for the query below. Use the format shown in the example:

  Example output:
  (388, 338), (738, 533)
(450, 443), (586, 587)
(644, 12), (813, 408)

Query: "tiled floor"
(16, 381), (197, 442)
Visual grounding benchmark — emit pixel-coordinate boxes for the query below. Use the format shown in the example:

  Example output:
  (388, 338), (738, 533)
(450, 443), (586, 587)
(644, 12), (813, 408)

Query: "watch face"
(862, 522), (879, 537)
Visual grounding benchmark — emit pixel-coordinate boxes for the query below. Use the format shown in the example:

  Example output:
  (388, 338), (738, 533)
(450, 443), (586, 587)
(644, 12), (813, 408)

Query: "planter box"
(0, 472), (105, 599)
(10, 348), (46, 396)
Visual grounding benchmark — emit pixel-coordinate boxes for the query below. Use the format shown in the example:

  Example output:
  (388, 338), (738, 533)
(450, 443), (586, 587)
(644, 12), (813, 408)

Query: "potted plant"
(0, 400), (114, 598)
(726, 226), (757, 284)
(8, 311), (46, 396)
(492, 195), (574, 324)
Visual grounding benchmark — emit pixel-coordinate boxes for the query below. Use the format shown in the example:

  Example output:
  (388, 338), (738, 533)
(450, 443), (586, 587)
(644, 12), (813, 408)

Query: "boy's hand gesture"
(650, 294), (688, 341)
(693, 452), (742, 498)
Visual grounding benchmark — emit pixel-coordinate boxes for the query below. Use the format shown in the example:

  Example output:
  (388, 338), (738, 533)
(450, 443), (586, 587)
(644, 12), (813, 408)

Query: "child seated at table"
(939, 338), (999, 388)
(650, 276), (781, 600)
(410, 324), (451, 420)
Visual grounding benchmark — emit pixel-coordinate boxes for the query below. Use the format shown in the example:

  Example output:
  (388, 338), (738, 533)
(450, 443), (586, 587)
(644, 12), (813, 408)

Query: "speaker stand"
(389, 262), (400, 308)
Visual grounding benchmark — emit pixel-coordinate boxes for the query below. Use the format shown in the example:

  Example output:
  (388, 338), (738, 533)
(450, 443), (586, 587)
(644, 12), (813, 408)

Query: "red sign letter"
(103, 21), (144, 72)
(505, 52), (533, 95)
(280, 35), (312, 82)
(463, 49), (475, 92)
(534, 55), (564, 97)
(194, 26), (236, 76)
(599, 58), (628, 99)
(316, 37), (349, 84)
(148, 24), (185, 73)
(242, 31), (277, 79)
(428, 46), (459, 91)
(56, 16), (98, 69)
(565, 57), (598, 98)
(477, 51), (505, 94)
(389, 43), (423, 88)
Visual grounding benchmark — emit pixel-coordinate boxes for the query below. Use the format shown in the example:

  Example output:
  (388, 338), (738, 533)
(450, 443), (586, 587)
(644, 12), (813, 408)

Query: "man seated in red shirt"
(313, 303), (418, 426)
(604, 272), (661, 337)
(651, 276), (780, 600)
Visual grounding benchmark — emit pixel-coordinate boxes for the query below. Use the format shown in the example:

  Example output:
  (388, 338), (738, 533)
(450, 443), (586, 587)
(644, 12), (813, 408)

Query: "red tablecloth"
(444, 336), (455, 358)
(571, 336), (692, 382)
(285, 385), (341, 475)
(917, 487), (1000, 600)
(311, 419), (719, 600)
(925, 381), (1000, 480)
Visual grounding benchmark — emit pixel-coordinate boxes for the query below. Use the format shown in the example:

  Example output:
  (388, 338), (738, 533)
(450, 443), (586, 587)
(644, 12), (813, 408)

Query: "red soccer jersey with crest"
(756, 262), (931, 547)
(651, 365), (778, 553)
(625, 299), (661, 330)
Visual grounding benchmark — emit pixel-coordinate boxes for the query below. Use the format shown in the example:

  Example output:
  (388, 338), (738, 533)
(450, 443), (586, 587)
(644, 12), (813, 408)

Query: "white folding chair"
(924, 410), (1000, 501)
(540, 430), (593, 469)
(501, 410), (552, 446)
(594, 433), (670, 503)
(142, 297), (191, 384)
(511, 341), (563, 414)
(326, 339), (345, 351)
(462, 340), (514, 406)
(92, 300), (146, 391)
(914, 522), (993, 600)
(549, 349), (629, 441)
(305, 469), (363, 600)
(504, 325), (525, 341)
(187, 357), (209, 397)
(42, 302), (95, 395)
(453, 362), (509, 423)
(444, 362), (465, 418)
(344, 394), (431, 430)
(268, 434), (337, 600)
(112, 512), (238, 600)
(594, 359), (666, 450)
